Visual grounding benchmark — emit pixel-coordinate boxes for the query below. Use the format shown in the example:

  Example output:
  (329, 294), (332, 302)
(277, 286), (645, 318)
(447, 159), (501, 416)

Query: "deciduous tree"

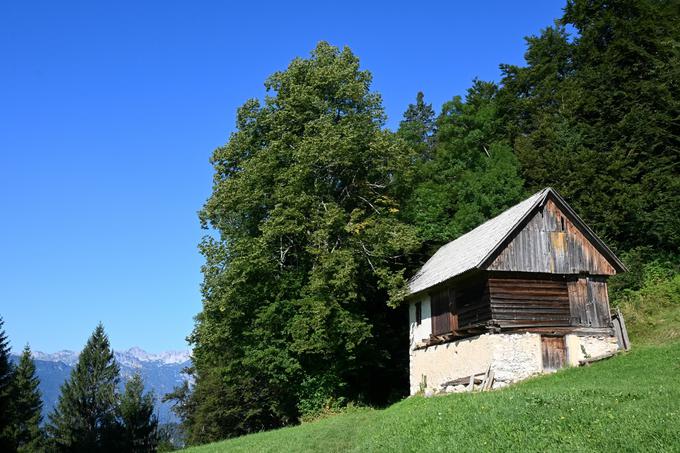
(188, 42), (420, 442)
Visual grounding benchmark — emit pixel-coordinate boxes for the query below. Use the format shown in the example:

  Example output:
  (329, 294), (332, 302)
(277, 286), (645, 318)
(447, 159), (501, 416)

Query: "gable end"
(484, 193), (625, 275)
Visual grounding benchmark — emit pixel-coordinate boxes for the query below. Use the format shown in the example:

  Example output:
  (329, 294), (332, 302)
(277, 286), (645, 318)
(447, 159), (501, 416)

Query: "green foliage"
(403, 80), (526, 248)
(610, 254), (680, 345)
(185, 0), (680, 444)
(397, 91), (436, 160)
(47, 323), (121, 452)
(0, 317), (15, 451)
(163, 380), (194, 446)
(9, 345), (44, 453)
(118, 373), (159, 452)
(500, 0), (680, 253)
(188, 42), (420, 443)
(157, 423), (184, 452)
(183, 342), (680, 452)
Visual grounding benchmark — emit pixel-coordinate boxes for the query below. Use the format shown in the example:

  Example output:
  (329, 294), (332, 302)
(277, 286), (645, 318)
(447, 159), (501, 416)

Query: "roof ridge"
(408, 189), (547, 295)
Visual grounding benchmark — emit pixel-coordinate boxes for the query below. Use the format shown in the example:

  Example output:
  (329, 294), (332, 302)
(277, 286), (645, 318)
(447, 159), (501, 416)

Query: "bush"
(610, 253), (680, 345)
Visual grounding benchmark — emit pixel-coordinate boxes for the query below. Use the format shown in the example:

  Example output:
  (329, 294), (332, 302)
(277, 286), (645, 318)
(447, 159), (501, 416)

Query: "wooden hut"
(407, 188), (628, 395)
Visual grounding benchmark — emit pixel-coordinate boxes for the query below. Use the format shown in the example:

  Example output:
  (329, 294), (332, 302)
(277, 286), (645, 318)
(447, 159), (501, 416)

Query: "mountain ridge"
(31, 347), (191, 367)
(11, 347), (192, 424)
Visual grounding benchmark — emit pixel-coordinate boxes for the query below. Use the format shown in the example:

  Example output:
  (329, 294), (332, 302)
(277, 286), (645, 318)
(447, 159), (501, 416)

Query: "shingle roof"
(407, 188), (551, 295)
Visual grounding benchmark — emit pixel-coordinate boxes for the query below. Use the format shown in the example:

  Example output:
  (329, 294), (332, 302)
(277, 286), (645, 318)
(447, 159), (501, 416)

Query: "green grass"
(185, 341), (680, 452)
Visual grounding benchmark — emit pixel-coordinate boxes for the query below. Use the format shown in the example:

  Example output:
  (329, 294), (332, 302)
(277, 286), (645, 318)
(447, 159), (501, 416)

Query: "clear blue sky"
(0, 0), (565, 353)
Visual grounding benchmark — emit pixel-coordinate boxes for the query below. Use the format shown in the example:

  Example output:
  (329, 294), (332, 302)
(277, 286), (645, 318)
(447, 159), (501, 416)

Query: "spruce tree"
(404, 80), (526, 248)
(398, 91), (436, 160)
(499, 0), (680, 253)
(118, 374), (158, 452)
(47, 323), (121, 452)
(10, 345), (44, 452)
(0, 317), (15, 451)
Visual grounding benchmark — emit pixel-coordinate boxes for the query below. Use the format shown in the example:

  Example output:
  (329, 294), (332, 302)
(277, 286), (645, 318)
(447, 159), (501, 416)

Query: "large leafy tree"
(118, 374), (158, 452)
(500, 0), (680, 253)
(47, 324), (121, 452)
(189, 42), (420, 442)
(0, 317), (15, 451)
(9, 345), (43, 453)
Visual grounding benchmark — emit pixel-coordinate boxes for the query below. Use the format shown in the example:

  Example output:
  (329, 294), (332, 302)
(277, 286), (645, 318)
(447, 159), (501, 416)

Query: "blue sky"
(0, 0), (565, 353)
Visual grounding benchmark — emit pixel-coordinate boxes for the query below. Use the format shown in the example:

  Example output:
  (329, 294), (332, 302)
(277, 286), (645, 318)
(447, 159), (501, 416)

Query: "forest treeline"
(176, 0), (679, 445)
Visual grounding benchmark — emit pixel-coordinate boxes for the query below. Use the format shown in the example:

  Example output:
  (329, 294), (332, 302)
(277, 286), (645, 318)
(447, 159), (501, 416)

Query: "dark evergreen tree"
(398, 91), (436, 160)
(162, 380), (194, 445)
(404, 80), (526, 251)
(47, 323), (121, 452)
(0, 317), (15, 452)
(500, 0), (680, 253)
(9, 345), (43, 453)
(118, 374), (158, 452)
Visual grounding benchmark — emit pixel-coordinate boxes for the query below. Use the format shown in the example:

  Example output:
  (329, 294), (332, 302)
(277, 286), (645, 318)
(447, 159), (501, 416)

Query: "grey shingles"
(408, 188), (550, 295)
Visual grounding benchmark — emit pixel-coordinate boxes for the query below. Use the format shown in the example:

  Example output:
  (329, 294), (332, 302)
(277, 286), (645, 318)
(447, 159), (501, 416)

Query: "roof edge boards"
(547, 190), (628, 273)
(477, 188), (551, 270)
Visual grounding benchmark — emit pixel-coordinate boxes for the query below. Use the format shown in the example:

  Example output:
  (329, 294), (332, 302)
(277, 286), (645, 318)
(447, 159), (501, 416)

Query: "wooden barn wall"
(429, 275), (491, 336)
(567, 276), (611, 327)
(487, 199), (616, 275)
(456, 278), (491, 328)
(488, 276), (571, 328)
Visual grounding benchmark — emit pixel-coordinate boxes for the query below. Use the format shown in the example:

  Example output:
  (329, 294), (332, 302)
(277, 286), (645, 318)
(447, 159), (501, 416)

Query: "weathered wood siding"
(429, 276), (491, 336)
(456, 279), (491, 328)
(567, 276), (611, 327)
(488, 199), (616, 275)
(431, 289), (454, 336)
(541, 336), (567, 370)
(488, 276), (571, 327)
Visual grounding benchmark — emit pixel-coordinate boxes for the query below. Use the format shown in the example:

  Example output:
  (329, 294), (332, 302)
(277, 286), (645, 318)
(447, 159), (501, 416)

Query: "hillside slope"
(185, 341), (680, 452)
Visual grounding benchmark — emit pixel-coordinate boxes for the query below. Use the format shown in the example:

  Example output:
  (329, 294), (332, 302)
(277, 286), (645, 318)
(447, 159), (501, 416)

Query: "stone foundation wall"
(565, 334), (619, 366)
(409, 333), (619, 395)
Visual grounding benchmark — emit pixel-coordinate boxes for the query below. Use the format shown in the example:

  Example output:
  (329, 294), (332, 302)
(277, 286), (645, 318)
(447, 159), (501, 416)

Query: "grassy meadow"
(184, 341), (680, 452)
(183, 267), (680, 452)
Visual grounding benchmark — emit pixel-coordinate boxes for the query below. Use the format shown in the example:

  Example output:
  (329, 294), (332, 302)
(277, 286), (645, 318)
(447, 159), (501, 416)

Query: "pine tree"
(404, 80), (526, 248)
(118, 374), (158, 452)
(499, 0), (680, 253)
(47, 323), (121, 452)
(10, 345), (44, 453)
(0, 317), (15, 451)
(398, 91), (436, 159)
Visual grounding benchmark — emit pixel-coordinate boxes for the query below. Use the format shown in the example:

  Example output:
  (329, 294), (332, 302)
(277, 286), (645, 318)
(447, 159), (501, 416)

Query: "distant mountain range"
(10, 348), (192, 424)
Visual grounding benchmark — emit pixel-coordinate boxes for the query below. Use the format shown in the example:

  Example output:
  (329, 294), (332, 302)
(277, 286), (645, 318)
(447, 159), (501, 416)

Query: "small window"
(415, 302), (422, 326)
(560, 216), (565, 231)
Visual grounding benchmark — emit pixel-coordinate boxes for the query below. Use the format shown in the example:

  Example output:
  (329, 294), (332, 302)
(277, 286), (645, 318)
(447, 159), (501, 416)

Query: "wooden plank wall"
(431, 290), (452, 336)
(541, 336), (567, 370)
(429, 277), (491, 336)
(568, 276), (611, 327)
(488, 199), (616, 276)
(456, 279), (491, 328)
(488, 276), (571, 328)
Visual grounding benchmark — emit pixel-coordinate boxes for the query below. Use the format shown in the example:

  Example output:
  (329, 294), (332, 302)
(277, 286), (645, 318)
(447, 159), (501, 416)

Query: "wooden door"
(568, 275), (610, 327)
(431, 289), (457, 336)
(586, 276), (611, 327)
(541, 336), (566, 370)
